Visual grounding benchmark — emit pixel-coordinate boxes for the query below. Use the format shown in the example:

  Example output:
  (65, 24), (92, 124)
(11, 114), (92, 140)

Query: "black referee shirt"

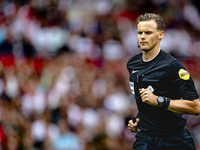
(127, 50), (199, 136)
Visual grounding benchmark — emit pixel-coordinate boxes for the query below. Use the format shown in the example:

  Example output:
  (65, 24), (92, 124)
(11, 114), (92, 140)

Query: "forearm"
(167, 99), (200, 114)
(140, 89), (200, 114)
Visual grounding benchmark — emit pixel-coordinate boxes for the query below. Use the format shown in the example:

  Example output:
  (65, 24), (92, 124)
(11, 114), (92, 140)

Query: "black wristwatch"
(157, 96), (165, 107)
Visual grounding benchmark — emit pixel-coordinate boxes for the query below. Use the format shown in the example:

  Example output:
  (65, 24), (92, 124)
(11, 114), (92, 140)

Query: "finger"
(140, 91), (148, 99)
(141, 96), (148, 103)
(142, 98), (147, 103)
(140, 92), (147, 98)
(128, 120), (134, 125)
(136, 118), (140, 123)
(141, 90), (150, 99)
(128, 125), (136, 130)
(129, 127), (134, 132)
(139, 88), (145, 94)
(129, 127), (138, 132)
(140, 89), (149, 96)
(128, 123), (132, 127)
(128, 122), (135, 127)
(129, 118), (140, 126)
(129, 119), (138, 126)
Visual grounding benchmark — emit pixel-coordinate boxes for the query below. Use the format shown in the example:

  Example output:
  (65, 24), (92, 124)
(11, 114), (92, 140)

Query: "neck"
(142, 47), (160, 62)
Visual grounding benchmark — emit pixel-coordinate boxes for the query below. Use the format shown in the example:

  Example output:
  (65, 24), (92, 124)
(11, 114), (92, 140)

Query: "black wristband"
(162, 97), (170, 109)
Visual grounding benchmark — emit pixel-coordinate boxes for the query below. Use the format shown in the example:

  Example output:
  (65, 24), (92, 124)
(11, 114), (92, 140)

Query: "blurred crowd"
(0, 0), (200, 149)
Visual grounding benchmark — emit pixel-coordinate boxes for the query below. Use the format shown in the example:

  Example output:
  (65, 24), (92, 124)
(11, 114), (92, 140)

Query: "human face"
(137, 20), (163, 52)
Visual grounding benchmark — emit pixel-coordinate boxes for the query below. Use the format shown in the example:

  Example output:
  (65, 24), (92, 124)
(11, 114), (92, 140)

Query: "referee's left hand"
(139, 88), (158, 106)
(128, 118), (140, 132)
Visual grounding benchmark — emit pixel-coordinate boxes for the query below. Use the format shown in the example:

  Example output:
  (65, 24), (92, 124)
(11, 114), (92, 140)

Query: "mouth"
(140, 42), (148, 45)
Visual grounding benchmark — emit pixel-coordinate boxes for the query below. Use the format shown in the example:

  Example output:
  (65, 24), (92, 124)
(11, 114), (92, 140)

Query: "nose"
(141, 32), (145, 39)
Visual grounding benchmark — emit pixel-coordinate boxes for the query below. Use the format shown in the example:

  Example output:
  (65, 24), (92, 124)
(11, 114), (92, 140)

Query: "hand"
(128, 118), (140, 132)
(139, 88), (158, 106)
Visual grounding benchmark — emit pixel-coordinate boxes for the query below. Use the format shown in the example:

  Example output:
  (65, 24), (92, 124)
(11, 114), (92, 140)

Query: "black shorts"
(132, 128), (196, 150)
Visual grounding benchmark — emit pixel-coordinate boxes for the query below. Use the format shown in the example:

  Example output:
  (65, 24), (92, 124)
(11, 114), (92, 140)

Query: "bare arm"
(140, 88), (200, 115)
(168, 98), (200, 114)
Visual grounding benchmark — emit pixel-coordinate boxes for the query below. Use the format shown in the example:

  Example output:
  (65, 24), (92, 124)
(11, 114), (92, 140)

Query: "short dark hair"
(137, 13), (165, 31)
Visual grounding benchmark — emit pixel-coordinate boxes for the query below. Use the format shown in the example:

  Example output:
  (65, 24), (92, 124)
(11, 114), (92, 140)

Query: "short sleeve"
(167, 60), (199, 100)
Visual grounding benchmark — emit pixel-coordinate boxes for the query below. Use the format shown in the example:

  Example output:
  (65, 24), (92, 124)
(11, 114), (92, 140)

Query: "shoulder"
(155, 50), (179, 71)
(127, 52), (142, 73)
(127, 52), (142, 67)
(159, 50), (176, 64)
(127, 52), (142, 64)
(169, 59), (185, 69)
(166, 58), (188, 80)
(155, 50), (184, 79)
(159, 50), (185, 75)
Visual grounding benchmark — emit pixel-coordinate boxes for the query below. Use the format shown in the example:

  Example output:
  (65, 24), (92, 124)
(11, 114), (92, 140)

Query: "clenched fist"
(128, 118), (140, 132)
(139, 88), (158, 106)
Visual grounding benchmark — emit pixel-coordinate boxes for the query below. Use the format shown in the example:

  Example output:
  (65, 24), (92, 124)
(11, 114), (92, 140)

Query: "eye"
(137, 31), (142, 34)
(145, 31), (152, 34)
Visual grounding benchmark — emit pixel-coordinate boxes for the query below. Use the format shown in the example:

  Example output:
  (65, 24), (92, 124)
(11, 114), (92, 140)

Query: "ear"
(158, 31), (164, 40)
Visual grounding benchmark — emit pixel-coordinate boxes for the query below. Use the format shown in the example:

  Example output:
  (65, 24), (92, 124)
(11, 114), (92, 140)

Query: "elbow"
(192, 105), (200, 116)
(191, 99), (200, 115)
(195, 106), (200, 115)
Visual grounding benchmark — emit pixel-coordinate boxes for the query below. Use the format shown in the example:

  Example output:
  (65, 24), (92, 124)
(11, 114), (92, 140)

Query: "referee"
(127, 13), (200, 150)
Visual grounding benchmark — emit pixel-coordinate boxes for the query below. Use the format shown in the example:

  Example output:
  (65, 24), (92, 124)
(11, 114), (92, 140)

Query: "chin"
(140, 48), (150, 52)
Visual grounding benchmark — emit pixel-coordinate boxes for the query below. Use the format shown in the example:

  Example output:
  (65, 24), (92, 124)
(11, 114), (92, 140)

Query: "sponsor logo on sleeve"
(179, 69), (190, 80)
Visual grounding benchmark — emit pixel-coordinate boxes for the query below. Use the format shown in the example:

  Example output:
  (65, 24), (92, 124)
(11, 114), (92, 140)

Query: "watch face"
(158, 97), (164, 103)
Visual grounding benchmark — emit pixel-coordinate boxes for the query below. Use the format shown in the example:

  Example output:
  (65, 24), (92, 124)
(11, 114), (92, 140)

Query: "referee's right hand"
(128, 118), (140, 132)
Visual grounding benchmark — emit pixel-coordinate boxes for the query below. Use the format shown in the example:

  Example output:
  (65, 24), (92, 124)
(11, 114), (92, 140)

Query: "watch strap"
(157, 96), (170, 109)
(162, 97), (170, 109)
